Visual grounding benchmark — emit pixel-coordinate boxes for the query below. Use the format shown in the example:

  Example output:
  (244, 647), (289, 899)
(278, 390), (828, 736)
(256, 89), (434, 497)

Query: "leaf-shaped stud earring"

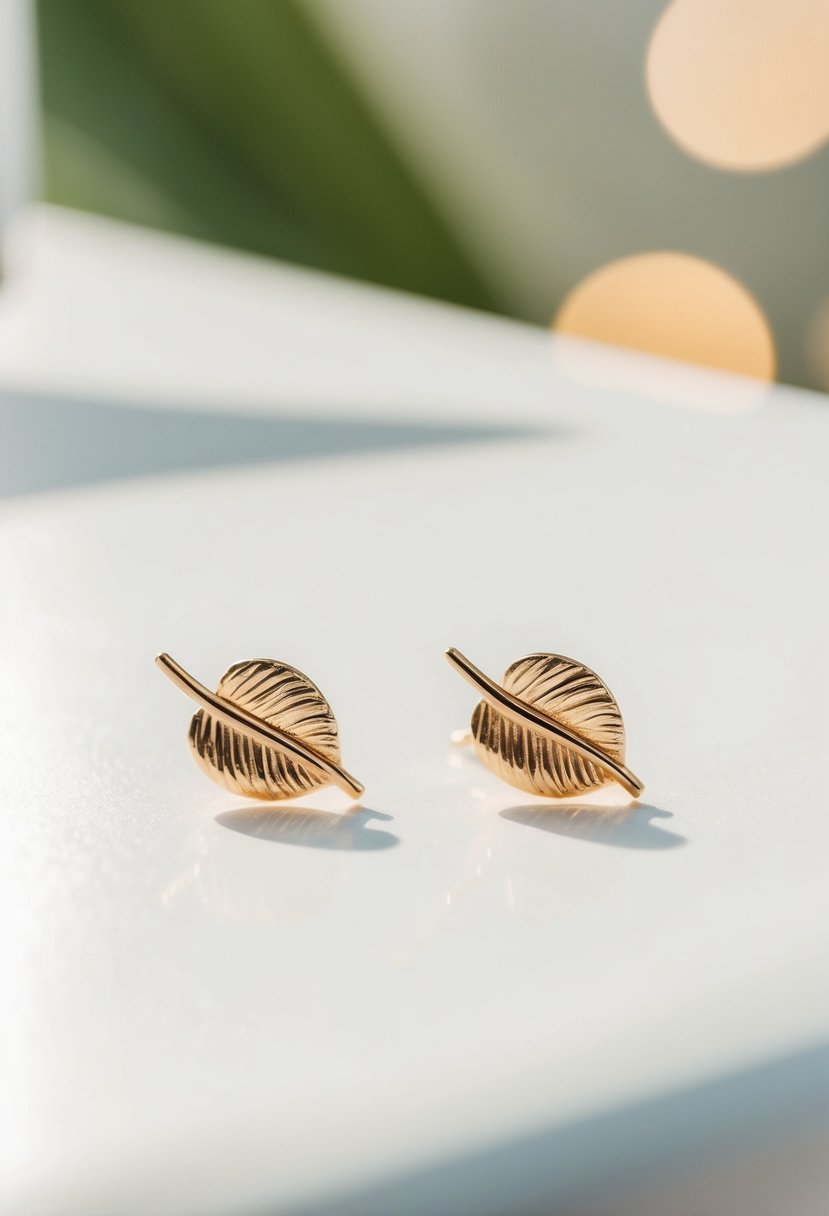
(156, 653), (364, 802)
(445, 647), (643, 799)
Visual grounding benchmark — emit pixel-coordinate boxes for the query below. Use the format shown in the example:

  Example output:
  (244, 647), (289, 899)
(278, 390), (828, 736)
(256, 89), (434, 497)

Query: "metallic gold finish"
(156, 653), (364, 801)
(445, 647), (643, 799)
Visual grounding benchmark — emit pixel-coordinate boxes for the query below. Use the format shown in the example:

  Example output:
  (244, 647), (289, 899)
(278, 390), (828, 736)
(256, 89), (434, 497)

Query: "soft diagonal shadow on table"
(500, 802), (686, 849)
(216, 805), (399, 851)
(320, 1041), (829, 1216)
(0, 389), (544, 497)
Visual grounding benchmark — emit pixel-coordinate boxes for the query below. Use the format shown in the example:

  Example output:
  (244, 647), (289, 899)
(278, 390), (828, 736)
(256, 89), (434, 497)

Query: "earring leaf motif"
(156, 654), (364, 801)
(446, 648), (643, 799)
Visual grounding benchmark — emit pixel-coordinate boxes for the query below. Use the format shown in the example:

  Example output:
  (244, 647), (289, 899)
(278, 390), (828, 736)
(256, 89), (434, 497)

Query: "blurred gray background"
(24, 0), (829, 392)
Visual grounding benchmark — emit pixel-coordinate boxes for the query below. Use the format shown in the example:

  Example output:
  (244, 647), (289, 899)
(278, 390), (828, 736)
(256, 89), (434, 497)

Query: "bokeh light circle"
(646, 0), (829, 171)
(554, 252), (775, 380)
(806, 298), (829, 391)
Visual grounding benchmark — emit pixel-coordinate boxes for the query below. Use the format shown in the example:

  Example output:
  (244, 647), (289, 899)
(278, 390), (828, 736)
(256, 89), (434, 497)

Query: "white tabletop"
(2, 208), (829, 1216)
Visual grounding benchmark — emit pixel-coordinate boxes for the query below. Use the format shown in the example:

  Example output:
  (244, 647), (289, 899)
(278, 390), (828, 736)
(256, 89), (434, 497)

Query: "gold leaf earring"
(445, 647), (643, 799)
(156, 653), (364, 802)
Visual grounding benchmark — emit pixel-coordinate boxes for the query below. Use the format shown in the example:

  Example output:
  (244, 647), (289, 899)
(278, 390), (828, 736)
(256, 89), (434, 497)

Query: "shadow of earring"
(499, 802), (686, 850)
(215, 805), (399, 851)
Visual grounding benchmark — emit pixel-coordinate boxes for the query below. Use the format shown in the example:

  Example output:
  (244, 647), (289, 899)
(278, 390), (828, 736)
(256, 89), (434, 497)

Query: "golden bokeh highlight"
(646, 0), (829, 171)
(806, 298), (829, 391)
(554, 253), (775, 380)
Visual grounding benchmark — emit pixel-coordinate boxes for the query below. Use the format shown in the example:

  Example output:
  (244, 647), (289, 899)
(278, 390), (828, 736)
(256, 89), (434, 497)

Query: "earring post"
(449, 728), (474, 746)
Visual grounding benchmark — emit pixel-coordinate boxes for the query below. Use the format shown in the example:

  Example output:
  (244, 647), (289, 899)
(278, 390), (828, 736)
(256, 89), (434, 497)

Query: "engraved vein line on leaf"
(155, 654), (363, 799)
(445, 648), (643, 797)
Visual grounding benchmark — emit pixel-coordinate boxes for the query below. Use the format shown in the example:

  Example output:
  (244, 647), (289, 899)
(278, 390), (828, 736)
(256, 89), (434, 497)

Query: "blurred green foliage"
(36, 0), (497, 309)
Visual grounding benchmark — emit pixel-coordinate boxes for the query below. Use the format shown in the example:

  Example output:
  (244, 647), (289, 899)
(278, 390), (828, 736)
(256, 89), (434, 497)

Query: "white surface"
(2, 209), (829, 1216)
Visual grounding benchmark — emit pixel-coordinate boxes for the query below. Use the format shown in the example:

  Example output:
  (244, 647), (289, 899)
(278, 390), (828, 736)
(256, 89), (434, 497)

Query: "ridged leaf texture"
(188, 659), (340, 801)
(471, 653), (625, 797)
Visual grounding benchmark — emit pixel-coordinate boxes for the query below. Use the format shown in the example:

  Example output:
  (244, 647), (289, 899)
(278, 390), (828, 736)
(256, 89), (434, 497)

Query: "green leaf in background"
(36, 0), (498, 310)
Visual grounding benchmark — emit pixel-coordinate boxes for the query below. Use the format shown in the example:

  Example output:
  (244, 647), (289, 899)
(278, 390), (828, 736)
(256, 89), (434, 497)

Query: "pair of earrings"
(157, 649), (643, 803)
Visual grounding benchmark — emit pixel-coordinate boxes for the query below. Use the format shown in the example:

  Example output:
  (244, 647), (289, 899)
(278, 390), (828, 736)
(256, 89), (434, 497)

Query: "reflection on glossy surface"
(397, 782), (682, 961)
(552, 332), (773, 413)
(216, 805), (398, 850)
(500, 802), (685, 850)
(396, 816), (603, 963)
(161, 829), (342, 922)
(159, 809), (397, 925)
